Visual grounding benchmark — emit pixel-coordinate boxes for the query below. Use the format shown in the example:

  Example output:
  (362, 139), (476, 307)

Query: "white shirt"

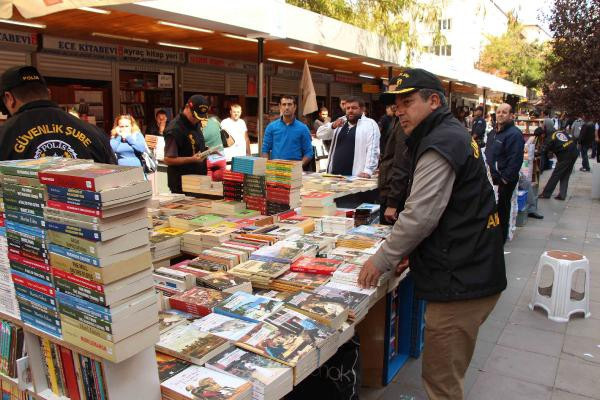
(221, 117), (248, 160)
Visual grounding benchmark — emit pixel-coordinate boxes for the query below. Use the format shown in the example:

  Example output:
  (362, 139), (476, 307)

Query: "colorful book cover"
(156, 325), (229, 365)
(161, 365), (252, 400)
(214, 292), (284, 323)
(191, 313), (257, 342)
(156, 352), (191, 383)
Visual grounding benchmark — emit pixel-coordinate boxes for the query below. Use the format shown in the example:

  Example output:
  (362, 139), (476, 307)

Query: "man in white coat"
(316, 96), (380, 177)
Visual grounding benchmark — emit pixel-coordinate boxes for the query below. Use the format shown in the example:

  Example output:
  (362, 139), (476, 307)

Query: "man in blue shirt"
(261, 95), (313, 166)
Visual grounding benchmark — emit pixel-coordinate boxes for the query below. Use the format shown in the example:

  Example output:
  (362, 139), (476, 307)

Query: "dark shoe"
(528, 212), (544, 219)
(580, 167), (590, 172)
(554, 196), (565, 200)
(538, 194), (551, 199)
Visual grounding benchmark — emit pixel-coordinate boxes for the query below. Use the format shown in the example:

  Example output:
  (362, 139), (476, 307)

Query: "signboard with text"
(0, 29), (37, 48)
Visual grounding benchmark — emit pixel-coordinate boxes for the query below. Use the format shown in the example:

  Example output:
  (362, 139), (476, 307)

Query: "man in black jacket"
(358, 69), (506, 400)
(578, 118), (595, 172)
(539, 119), (579, 200)
(485, 103), (525, 243)
(471, 105), (486, 148)
(0, 66), (115, 164)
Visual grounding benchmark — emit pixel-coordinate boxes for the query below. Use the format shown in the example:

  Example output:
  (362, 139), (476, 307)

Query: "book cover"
(161, 365), (252, 400)
(158, 309), (196, 334)
(290, 257), (342, 275)
(38, 162), (145, 192)
(191, 314), (257, 342)
(156, 324), (230, 365)
(264, 308), (336, 346)
(156, 352), (191, 383)
(283, 291), (348, 327)
(169, 287), (230, 317)
(213, 292), (284, 323)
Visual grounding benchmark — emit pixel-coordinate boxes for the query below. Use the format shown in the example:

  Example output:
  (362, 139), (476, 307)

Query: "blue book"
(4, 210), (46, 229)
(17, 300), (60, 327)
(20, 311), (62, 337)
(5, 220), (45, 239)
(47, 193), (102, 210)
(48, 244), (100, 267)
(46, 185), (102, 203)
(13, 285), (57, 311)
(56, 292), (112, 322)
(10, 269), (53, 289)
(213, 291), (284, 323)
(45, 220), (102, 242)
(95, 360), (107, 400)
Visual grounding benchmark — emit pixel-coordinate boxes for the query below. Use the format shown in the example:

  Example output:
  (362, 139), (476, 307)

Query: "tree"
(543, 0), (600, 119)
(287, 0), (442, 63)
(477, 14), (549, 90)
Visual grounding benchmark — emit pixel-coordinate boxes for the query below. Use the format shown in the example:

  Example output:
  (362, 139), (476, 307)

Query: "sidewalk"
(361, 162), (600, 400)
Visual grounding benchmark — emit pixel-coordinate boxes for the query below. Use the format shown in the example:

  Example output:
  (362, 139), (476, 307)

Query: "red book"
(11, 273), (55, 297)
(8, 252), (51, 273)
(8, 247), (48, 264)
(38, 163), (144, 192)
(46, 199), (102, 217)
(290, 257), (343, 275)
(58, 346), (81, 400)
(52, 267), (105, 294)
(168, 287), (230, 317)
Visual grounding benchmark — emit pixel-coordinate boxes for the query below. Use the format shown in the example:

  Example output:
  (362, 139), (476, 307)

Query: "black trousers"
(498, 180), (518, 243)
(580, 144), (591, 170)
(542, 155), (577, 198)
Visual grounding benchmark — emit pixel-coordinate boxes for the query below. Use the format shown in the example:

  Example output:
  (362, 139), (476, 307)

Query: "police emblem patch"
(34, 140), (78, 159)
(556, 132), (568, 142)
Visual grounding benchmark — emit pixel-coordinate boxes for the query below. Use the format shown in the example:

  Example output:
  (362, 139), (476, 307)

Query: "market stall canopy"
(0, 0), (135, 19)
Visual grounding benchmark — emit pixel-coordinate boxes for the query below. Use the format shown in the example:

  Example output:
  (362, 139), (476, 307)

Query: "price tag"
(158, 74), (173, 89)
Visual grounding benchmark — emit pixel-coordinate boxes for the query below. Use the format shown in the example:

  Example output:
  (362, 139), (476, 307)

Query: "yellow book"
(40, 338), (59, 395)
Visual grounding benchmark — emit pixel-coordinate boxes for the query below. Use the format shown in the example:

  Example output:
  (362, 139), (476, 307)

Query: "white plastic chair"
(529, 250), (591, 322)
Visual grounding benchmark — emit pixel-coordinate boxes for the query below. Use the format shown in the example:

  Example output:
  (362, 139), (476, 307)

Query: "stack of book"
(0, 320), (24, 379)
(278, 215), (315, 234)
(191, 313), (257, 341)
(244, 194), (267, 215)
(265, 160), (302, 214)
(282, 291), (348, 329)
(167, 213), (199, 231)
(153, 267), (196, 294)
(290, 257), (342, 275)
(314, 283), (371, 322)
(327, 247), (371, 261)
(265, 226), (303, 240)
(270, 271), (330, 293)
(36, 161), (160, 362)
(336, 234), (380, 250)
(232, 156), (267, 175)
(212, 200), (246, 216)
(181, 175), (223, 196)
(197, 271), (252, 294)
(222, 171), (245, 201)
(161, 365), (253, 400)
(243, 174), (266, 197)
(354, 203), (380, 226)
(206, 347), (293, 400)
(298, 232), (338, 254)
(236, 321), (318, 385)
(189, 214), (224, 228)
(213, 291), (284, 323)
(156, 323), (231, 365)
(150, 227), (185, 262)
(264, 308), (339, 367)
(0, 159), (78, 336)
(349, 224), (393, 239)
(320, 216), (355, 234)
(301, 191), (337, 217)
(169, 287), (230, 317)
(331, 262), (390, 287)
(249, 240), (316, 264)
(229, 260), (290, 289)
(0, 218), (19, 318)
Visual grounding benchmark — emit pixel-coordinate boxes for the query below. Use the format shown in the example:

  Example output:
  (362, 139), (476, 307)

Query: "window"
(438, 18), (452, 31)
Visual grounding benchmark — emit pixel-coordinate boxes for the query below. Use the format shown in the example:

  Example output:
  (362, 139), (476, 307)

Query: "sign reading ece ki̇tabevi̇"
(42, 35), (185, 64)
(0, 28), (37, 48)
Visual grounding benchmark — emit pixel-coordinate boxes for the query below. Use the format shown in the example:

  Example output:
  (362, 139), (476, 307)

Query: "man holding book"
(163, 95), (211, 194)
(357, 69), (506, 400)
(0, 66), (116, 164)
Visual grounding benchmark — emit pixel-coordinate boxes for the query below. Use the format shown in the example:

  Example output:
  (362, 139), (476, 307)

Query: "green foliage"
(477, 14), (549, 89)
(287, 0), (441, 62)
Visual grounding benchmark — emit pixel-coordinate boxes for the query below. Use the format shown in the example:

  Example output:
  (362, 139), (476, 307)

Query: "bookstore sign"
(42, 35), (185, 64)
(0, 28), (37, 49)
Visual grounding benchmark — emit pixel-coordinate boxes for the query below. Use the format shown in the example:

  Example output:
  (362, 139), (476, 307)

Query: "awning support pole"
(257, 38), (265, 153)
(388, 66), (393, 81)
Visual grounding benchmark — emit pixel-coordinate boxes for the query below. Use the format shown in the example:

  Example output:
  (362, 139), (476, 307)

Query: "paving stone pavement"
(360, 161), (600, 400)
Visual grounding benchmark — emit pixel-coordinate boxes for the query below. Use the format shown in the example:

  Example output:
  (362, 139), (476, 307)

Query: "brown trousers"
(422, 293), (500, 400)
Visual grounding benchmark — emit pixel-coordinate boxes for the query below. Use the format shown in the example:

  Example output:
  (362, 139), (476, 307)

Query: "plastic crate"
(409, 299), (426, 358)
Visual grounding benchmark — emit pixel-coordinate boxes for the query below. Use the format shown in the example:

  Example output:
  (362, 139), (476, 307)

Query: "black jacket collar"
(497, 120), (515, 134)
(405, 106), (452, 152)
(16, 100), (59, 115)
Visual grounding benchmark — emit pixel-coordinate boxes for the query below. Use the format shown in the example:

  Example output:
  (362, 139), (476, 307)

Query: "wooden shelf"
(0, 311), (105, 363)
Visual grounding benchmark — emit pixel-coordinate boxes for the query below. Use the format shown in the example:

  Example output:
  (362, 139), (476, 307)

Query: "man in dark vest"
(358, 69), (506, 400)
(163, 95), (210, 194)
(0, 66), (115, 164)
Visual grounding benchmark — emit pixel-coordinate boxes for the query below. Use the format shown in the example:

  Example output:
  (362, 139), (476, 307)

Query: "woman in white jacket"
(316, 97), (380, 177)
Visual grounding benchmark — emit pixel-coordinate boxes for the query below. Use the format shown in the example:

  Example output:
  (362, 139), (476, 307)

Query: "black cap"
(187, 94), (210, 120)
(0, 66), (46, 93)
(380, 68), (444, 105)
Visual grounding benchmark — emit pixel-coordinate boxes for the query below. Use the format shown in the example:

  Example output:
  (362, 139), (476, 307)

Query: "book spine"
(17, 300), (61, 327)
(47, 231), (98, 257)
(6, 221), (45, 239)
(13, 284), (57, 311)
(61, 324), (115, 362)
(11, 271), (55, 297)
(94, 360), (106, 400)
(15, 294), (59, 318)
(21, 311), (61, 336)
(45, 221), (102, 242)
(50, 252), (105, 284)
(58, 302), (113, 333)
(50, 343), (66, 397)
(56, 292), (111, 322)
(45, 207), (101, 225)
(40, 339), (59, 395)
(46, 185), (102, 204)
(37, 173), (96, 191)
(46, 200), (102, 218)
(47, 194), (102, 210)
(9, 261), (53, 284)
(2, 196), (44, 212)
(58, 346), (81, 400)
(7, 243), (48, 264)
(60, 314), (113, 342)
(290, 265), (334, 275)
(52, 267), (105, 296)
(1, 175), (43, 187)
(54, 276), (107, 307)
(213, 308), (257, 323)
(73, 352), (86, 400)
(3, 185), (45, 202)
(3, 210), (45, 229)
(7, 230), (46, 250)
(77, 355), (92, 400)
(168, 298), (210, 317)
(48, 244), (100, 267)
